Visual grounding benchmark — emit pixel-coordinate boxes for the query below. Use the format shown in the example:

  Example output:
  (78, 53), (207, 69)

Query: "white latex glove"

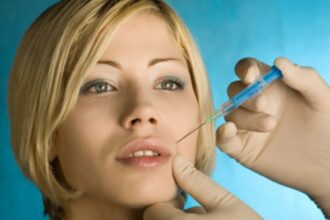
(144, 154), (262, 220)
(217, 57), (330, 217)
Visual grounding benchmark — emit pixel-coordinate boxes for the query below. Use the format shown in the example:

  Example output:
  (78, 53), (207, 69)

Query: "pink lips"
(115, 138), (172, 168)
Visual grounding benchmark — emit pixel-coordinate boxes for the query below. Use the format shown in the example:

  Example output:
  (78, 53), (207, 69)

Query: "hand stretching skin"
(216, 57), (330, 217)
(143, 154), (262, 220)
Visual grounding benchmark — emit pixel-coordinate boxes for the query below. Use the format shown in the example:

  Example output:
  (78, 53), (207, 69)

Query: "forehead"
(100, 12), (185, 62)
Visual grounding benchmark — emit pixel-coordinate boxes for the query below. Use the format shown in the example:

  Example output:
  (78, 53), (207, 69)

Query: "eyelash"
(80, 79), (116, 94)
(155, 77), (185, 91)
(80, 77), (185, 95)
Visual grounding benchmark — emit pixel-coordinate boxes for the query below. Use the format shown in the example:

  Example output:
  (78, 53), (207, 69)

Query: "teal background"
(1, 1), (329, 219)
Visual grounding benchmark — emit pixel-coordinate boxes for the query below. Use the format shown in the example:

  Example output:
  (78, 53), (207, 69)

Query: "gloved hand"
(143, 154), (262, 220)
(216, 57), (330, 216)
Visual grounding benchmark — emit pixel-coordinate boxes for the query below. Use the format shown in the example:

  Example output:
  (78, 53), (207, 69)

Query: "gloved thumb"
(172, 154), (261, 219)
(274, 57), (329, 108)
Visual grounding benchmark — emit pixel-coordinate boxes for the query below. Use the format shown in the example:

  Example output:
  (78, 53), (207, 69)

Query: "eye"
(80, 80), (116, 94)
(155, 77), (185, 91)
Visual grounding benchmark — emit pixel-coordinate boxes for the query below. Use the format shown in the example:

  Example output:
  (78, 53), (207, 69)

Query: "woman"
(8, 0), (330, 219)
(8, 0), (217, 219)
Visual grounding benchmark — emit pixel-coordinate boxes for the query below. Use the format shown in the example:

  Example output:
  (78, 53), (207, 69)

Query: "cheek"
(56, 122), (99, 189)
(162, 94), (200, 163)
(177, 129), (198, 164)
(55, 104), (119, 190)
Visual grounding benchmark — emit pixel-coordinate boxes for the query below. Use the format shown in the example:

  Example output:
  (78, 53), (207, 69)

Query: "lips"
(115, 138), (172, 168)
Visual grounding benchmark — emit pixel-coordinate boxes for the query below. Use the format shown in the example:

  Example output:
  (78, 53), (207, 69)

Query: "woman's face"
(56, 12), (200, 208)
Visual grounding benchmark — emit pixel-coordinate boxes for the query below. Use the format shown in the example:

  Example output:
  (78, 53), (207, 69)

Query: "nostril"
(128, 117), (157, 127)
(130, 118), (141, 126)
(149, 118), (157, 125)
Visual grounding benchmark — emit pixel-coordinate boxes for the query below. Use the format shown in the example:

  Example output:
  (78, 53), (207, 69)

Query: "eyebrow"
(97, 57), (185, 69)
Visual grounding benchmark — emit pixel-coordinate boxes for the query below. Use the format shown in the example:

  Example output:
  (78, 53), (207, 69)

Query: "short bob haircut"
(8, 0), (215, 219)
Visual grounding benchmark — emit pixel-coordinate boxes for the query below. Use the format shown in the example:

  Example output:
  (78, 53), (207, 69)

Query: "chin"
(116, 179), (180, 209)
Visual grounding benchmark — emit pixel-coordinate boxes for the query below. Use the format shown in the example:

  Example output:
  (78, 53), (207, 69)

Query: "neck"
(62, 196), (146, 220)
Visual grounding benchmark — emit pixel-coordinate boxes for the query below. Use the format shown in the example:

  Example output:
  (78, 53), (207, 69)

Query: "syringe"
(176, 66), (283, 144)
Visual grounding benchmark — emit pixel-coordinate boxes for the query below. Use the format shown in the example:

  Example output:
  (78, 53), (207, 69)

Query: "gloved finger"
(227, 81), (269, 113)
(173, 154), (246, 211)
(225, 107), (277, 132)
(216, 122), (263, 167)
(143, 195), (186, 220)
(185, 206), (207, 214)
(274, 57), (330, 109)
(235, 57), (271, 85)
(216, 122), (244, 157)
(173, 154), (262, 219)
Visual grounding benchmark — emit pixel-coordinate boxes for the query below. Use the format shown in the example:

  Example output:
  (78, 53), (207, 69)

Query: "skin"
(55, 12), (200, 220)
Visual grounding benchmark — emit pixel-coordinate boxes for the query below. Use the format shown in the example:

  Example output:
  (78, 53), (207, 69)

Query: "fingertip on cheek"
(173, 154), (193, 173)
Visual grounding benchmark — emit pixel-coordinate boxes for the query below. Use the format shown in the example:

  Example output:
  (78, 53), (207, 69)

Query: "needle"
(176, 66), (283, 144)
(176, 121), (208, 144)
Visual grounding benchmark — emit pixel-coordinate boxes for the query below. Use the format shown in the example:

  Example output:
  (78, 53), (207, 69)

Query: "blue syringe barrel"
(222, 66), (283, 115)
(179, 66), (283, 143)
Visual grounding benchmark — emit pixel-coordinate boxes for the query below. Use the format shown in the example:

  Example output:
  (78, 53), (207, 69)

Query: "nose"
(121, 100), (159, 130)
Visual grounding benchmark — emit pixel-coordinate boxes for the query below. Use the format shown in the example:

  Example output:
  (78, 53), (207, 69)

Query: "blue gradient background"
(1, 1), (329, 219)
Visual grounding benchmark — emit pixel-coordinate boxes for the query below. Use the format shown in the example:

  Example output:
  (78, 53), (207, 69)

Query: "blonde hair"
(8, 0), (215, 219)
